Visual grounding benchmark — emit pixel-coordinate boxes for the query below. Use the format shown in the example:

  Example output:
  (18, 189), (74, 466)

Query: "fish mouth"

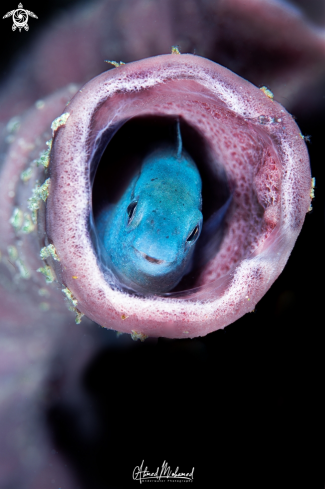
(134, 248), (165, 264)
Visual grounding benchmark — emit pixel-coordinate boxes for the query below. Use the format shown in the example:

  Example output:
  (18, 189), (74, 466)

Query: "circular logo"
(13, 9), (28, 29)
(3, 4), (38, 32)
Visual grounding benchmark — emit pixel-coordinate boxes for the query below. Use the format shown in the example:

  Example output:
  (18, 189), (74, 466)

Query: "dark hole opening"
(92, 115), (231, 294)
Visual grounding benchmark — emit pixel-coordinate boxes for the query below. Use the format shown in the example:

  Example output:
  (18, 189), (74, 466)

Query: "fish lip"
(133, 247), (166, 265)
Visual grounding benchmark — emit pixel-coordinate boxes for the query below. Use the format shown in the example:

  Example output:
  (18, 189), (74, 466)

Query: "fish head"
(103, 147), (203, 293)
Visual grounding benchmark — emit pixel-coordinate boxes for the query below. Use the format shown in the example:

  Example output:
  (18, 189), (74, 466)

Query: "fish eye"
(186, 225), (200, 243)
(126, 201), (137, 224)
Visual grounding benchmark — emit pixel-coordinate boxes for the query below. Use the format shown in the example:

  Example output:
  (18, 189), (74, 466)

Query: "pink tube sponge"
(46, 54), (311, 338)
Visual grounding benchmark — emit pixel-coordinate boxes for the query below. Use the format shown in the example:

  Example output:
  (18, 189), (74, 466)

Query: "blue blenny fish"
(96, 121), (231, 295)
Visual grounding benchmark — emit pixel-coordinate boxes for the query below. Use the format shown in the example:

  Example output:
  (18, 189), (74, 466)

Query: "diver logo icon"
(3, 3), (38, 32)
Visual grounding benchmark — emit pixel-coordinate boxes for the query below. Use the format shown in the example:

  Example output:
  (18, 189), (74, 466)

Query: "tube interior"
(92, 115), (232, 294)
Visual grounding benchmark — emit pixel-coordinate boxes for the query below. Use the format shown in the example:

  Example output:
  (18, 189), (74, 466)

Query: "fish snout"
(132, 234), (180, 266)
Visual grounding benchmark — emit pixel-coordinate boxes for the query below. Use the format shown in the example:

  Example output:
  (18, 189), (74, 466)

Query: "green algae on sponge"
(27, 178), (50, 223)
(40, 244), (60, 261)
(37, 265), (55, 283)
(36, 140), (52, 169)
(9, 208), (23, 232)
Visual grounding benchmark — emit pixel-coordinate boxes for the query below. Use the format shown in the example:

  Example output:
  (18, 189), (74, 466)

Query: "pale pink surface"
(47, 54), (311, 338)
(0, 85), (88, 489)
(0, 85), (80, 322)
(2, 0), (325, 123)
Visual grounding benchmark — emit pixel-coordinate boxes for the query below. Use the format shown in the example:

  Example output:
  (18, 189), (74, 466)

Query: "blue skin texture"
(96, 126), (204, 294)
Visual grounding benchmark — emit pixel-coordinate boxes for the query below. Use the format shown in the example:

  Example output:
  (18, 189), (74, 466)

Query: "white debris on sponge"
(51, 113), (70, 136)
